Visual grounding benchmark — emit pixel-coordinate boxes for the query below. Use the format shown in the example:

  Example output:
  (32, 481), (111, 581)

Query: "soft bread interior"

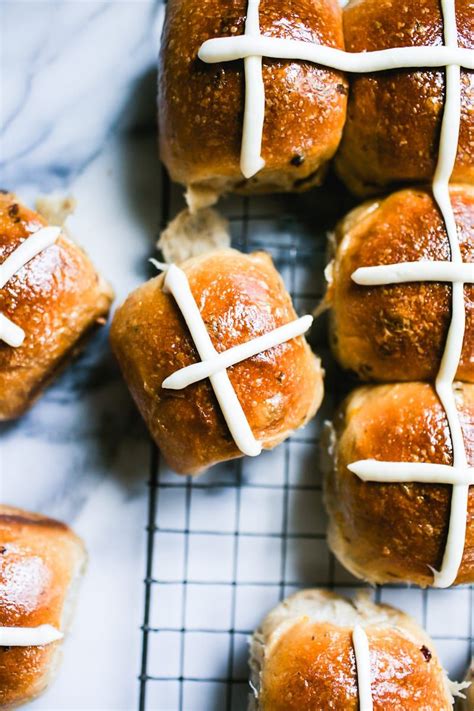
(158, 207), (231, 264)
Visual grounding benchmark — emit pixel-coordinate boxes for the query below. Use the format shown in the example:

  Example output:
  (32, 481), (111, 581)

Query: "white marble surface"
(1, 1), (164, 708)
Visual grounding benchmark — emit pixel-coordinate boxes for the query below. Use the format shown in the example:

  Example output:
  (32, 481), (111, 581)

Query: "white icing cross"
(352, 625), (373, 711)
(0, 226), (61, 347)
(151, 260), (313, 457)
(348, 0), (473, 589)
(0, 624), (63, 647)
(198, 0), (474, 179)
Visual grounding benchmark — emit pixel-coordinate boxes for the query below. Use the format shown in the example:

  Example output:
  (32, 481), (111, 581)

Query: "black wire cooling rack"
(138, 168), (474, 711)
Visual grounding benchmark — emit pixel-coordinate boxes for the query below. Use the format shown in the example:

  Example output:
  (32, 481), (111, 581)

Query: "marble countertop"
(1, 1), (165, 708)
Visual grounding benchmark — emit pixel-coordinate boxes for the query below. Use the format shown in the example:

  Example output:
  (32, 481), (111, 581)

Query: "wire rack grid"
(137, 167), (474, 711)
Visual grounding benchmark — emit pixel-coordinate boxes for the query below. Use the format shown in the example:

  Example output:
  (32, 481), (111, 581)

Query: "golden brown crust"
(255, 590), (452, 711)
(110, 249), (323, 474)
(325, 382), (474, 587)
(0, 505), (86, 709)
(335, 0), (474, 195)
(327, 185), (474, 382)
(159, 0), (348, 195)
(261, 623), (450, 710)
(0, 193), (114, 420)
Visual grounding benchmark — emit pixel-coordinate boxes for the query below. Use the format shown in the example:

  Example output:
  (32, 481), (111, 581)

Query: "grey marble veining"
(2, 1), (162, 189)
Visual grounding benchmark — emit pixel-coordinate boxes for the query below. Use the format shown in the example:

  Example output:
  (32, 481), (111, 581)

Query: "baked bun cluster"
(0, 506), (86, 708)
(250, 590), (459, 711)
(158, 0), (473, 202)
(324, 186), (473, 587)
(314, 0), (474, 590)
(111, 249), (323, 474)
(0, 193), (113, 420)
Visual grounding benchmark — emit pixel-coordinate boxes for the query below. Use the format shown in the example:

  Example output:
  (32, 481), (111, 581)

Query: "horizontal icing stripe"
(199, 37), (474, 72)
(349, 460), (474, 486)
(352, 261), (473, 286)
(0, 624), (63, 647)
(162, 315), (313, 390)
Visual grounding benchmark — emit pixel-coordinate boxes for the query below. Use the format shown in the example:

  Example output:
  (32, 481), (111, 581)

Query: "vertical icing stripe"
(352, 625), (374, 711)
(160, 264), (262, 457)
(241, 0), (266, 178)
(431, 0), (468, 589)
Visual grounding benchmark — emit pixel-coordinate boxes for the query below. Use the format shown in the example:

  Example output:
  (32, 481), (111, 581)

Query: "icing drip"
(0, 624), (63, 647)
(152, 261), (312, 457)
(241, 0), (266, 179)
(349, 0), (472, 589)
(198, 1), (473, 180)
(0, 226), (61, 347)
(352, 625), (373, 711)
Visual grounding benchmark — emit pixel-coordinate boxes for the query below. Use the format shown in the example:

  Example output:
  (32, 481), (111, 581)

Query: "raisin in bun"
(335, 0), (473, 195)
(250, 589), (457, 710)
(326, 185), (474, 382)
(159, 0), (348, 199)
(110, 249), (323, 475)
(0, 505), (86, 708)
(325, 382), (474, 587)
(0, 192), (113, 420)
